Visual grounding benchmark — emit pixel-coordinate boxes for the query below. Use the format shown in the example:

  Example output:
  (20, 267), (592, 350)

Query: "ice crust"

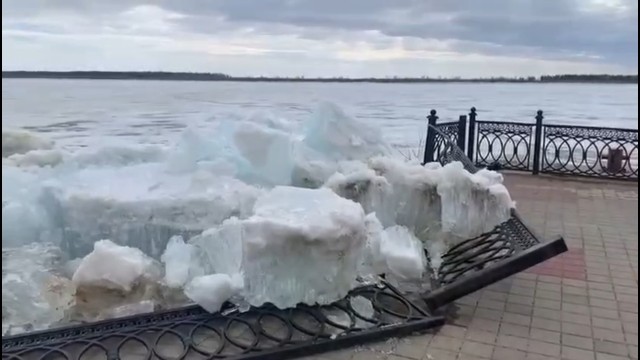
(2, 102), (515, 332)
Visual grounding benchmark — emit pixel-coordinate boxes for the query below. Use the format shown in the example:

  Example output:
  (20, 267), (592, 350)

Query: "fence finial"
(424, 110), (439, 164)
(467, 107), (478, 160)
(427, 110), (438, 125)
(532, 109), (545, 175)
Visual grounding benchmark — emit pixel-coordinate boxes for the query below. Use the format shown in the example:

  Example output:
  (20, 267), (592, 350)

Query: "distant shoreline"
(2, 71), (637, 84)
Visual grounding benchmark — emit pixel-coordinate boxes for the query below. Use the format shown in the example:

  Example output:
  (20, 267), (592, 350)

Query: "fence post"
(457, 115), (467, 151)
(532, 110), (544, 175)
(467, 107), (477, 161)
(423, 109), (438, 164)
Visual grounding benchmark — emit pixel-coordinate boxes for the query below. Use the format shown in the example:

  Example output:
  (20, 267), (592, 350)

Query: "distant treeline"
(2, 71), (637, 83)
(539, 74), (637, 83)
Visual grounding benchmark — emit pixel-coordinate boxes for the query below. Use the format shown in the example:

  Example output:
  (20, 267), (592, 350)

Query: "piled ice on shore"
(2, 103), (514, 334)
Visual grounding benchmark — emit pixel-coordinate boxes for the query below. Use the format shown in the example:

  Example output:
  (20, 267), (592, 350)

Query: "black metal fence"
(424, 108), (638, 181)
(2, 282), (446, 360)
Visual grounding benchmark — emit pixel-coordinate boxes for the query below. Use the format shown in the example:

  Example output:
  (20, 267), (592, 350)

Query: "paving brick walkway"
(310, 173), (638, 360)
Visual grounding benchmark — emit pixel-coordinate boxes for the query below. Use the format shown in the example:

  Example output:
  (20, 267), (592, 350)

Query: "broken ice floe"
(2, 103), (515, 333)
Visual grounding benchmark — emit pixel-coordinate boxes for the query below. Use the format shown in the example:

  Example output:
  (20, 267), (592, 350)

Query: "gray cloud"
(165, 0), (637, 66)
(2, 0), (637, 74)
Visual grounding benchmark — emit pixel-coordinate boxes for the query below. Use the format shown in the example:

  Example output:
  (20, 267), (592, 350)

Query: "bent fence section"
(420, 125), (567, 311)
(2, 283), (445, 360)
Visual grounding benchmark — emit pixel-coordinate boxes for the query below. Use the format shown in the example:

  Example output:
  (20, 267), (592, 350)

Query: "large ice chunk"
(437, 162), (514, 239)
(303, 103), (392, 161)
(356, 213), (386, 281)
(161, 236), (204, 288)
(72, 240), (160, 292)
(53, 164), (263, 257)
(367, 157), (443, 230)
(242, 186), (368, 308)
(324, 157), (514, 270)
(191, 192), (378, 309)
(379, 226), (426, 281)
(325, 157), (442, 239)
(232, 121), (296, 185)
(167, 122), (296, 186)
(190, 217), (244, 275)
(166, 127), (232, 175)
(68, 240), (167, 322)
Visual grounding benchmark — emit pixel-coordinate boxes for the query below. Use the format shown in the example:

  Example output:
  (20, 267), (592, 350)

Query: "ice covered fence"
(2, 102), (515, 334)
(325, 157), (514, 261)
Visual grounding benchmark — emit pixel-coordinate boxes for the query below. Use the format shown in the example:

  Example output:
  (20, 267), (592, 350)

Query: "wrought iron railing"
(542, 124), (638, 179)
(422, 110), (465, 164)
(1, 283), (445, 360)
(474, 121), (535, 171)
(424, 108), (638, 181)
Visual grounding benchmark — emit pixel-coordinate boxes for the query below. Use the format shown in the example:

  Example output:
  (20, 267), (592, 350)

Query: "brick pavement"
(307, 173), (639, 360)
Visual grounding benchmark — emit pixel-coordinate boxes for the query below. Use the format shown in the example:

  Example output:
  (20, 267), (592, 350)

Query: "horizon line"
(2, 71), (638, 84)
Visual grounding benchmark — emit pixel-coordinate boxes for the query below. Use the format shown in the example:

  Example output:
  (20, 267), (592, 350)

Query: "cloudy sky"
(2, 0), (638, 77)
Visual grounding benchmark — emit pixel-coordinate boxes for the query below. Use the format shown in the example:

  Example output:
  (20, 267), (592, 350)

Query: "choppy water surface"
(3, 79), (637, 152)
